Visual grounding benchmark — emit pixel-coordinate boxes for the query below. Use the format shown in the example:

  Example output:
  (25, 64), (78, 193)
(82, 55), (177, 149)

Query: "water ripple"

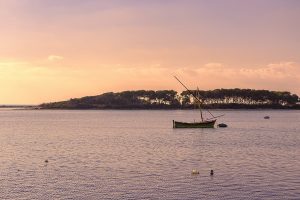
(0, 110), (299, 199)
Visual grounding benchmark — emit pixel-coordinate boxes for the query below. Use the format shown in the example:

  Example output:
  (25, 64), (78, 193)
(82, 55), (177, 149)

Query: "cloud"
(113, 65), (168, 77)
(48, 55), (64, 62)
(1, 58), (299, 104)
(173, 61), (300, 94)
(107, 62), (299, 92)
(181, 61), (300, 80)
(238, 62), (299, 79)
(0, 61), (28, 67)
(204, 62), (224, 68)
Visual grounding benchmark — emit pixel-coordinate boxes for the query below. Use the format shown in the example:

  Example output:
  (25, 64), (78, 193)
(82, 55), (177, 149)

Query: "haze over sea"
(0, 109), (299, 199)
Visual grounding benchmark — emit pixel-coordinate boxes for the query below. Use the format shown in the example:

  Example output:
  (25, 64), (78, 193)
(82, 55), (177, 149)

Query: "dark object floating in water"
(264, 116), (270, 119)
(210, 170), (214, 176)
(45, 159), (48, 163)
(217, 123), (228, 128)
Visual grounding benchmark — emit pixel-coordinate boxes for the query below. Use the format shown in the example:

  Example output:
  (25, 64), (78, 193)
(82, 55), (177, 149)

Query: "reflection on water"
(0, 110), (299, 199)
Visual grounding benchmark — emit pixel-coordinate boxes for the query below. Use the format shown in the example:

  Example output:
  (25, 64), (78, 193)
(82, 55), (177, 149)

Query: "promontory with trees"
(40, 89), (300, 109)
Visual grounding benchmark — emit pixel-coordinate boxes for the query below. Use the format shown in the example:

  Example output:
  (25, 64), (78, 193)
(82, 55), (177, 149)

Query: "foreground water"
(0, 110), (299, 199)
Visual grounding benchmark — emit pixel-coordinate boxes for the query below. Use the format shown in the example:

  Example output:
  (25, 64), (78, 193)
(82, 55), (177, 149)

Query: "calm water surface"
(0, 110), (299, 199)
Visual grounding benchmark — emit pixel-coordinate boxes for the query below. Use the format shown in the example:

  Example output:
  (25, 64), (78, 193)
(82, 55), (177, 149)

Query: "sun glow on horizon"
(0, 0), (299, 104)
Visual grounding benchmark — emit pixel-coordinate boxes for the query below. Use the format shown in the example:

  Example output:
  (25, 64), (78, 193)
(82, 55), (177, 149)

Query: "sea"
(0, 109), (299, 199)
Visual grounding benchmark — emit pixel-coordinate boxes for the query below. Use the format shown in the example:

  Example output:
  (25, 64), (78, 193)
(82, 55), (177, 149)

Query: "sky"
(0, 0), (299, 104)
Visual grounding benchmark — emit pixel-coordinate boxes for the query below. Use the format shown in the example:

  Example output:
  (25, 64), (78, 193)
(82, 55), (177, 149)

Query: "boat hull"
(173, 120), (216, 128)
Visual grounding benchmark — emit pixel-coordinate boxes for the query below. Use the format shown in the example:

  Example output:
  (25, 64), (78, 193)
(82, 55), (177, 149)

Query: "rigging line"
(174, 76), (201, 103)
(206, 114), (225, 120)
(206, 108), (216, 118)
(174, 76), (216, 118)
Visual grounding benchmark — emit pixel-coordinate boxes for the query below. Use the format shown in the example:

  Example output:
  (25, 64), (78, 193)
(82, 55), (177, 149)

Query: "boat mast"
(197, 87), (204, 122)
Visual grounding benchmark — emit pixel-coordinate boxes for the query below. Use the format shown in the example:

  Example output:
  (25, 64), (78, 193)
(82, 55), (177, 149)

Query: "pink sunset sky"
(0, 0), (299, 104)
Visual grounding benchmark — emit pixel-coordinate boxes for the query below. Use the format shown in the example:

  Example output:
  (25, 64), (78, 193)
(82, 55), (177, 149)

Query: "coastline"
(5, 106), (300, 111)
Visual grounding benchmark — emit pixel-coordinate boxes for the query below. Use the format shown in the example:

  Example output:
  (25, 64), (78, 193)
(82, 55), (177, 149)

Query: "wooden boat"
(173, 76), (223, 128)
(173, 119), (216, 128)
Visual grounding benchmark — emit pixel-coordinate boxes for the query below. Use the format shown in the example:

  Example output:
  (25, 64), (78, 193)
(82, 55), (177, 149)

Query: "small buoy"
(210, 170), (214, 176)
(218, 123), (227, 128)
(191, 169), (199, 175)
(264, 116), (270, 119)
(45, 159), (48, 163)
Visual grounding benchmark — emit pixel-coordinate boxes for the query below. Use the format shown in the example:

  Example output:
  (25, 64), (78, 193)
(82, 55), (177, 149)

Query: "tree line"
(40, 89), (300, 109)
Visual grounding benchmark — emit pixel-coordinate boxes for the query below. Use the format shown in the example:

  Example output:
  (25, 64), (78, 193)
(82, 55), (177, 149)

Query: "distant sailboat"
(173, 76), (223, 128)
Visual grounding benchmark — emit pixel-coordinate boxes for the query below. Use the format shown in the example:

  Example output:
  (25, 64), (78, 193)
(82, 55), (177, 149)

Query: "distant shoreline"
(2, 107), (300, 111)
(33, 106), (300, 110)
(4, 89), (300, 110)
(40, 89), (299, 110)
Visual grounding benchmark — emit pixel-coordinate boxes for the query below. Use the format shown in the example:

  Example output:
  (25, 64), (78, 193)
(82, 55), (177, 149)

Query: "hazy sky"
(1, 0), (299, 104)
